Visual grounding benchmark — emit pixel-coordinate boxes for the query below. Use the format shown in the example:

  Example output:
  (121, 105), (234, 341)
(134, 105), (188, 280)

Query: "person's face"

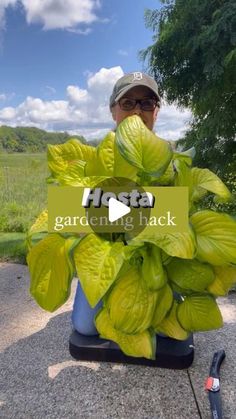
(111, 85), (159, 131)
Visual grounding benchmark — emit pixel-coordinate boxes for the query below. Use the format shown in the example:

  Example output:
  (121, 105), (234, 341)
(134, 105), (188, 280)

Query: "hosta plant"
(27, 115), (236, 360)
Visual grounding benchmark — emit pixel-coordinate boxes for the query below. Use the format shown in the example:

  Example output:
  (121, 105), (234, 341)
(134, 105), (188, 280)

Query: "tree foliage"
(0, 125), (99, 153)
(141, 0), (236, 174)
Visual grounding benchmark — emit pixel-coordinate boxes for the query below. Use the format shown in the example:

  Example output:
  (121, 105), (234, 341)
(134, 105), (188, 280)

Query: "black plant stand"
(69, 331), (194, 369)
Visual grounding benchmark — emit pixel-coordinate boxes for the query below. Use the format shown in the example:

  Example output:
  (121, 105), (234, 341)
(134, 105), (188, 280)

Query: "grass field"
(0, 153), (48, 261)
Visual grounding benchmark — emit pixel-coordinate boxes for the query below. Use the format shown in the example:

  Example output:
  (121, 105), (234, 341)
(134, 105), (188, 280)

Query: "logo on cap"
(132, 72), (143, 81)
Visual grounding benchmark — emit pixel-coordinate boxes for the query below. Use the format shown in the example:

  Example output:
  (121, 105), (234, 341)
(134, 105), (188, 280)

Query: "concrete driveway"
(0, 262), (236, 419)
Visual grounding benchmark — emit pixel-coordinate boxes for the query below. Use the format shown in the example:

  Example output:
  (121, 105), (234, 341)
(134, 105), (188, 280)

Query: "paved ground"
(0, 262), (236, 419)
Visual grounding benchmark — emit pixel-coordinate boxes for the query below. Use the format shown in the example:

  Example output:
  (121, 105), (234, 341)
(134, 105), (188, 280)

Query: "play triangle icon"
(108, 197), (131, 222)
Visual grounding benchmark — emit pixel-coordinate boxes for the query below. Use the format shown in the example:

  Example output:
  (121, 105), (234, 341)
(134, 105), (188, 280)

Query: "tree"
(0, 125), (90, 153)
(141, 0), (236, 173)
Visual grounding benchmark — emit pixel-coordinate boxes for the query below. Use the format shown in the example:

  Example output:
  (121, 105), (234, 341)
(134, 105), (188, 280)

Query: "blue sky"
(0, 0), (191, 140)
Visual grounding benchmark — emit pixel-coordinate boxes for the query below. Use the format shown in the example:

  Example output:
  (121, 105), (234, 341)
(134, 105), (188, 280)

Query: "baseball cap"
(109, 72), (161, 108)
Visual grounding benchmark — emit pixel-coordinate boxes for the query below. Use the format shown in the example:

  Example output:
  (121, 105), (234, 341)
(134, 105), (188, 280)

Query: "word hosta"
(27, 115), (236, 359)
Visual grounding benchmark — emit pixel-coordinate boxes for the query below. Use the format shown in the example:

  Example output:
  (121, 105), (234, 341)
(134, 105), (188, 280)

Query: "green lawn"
(0, 231), (47, 263)
(0, 153), (48, 233)
(0, 232), (27, 263)
(0, 153), (48, 263)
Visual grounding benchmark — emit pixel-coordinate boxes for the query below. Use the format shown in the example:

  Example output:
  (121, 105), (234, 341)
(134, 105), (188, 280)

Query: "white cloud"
(0, 1), (17, 14)
(87, 66), (123, 94)
(0, 0), (17, 32)
(45, 85), (56, 95)
(67, 27), (92, 35)
(67, 85), (90, 105)
(118, 49), (128, 56)
(22, 0), (100, 30)
(0, 66), (192, 140)
(0, 0), (102, 33)
(0, 67), (122, 133)
(156, 103), (192, 141)
(0, 106), (16, 120)
(0, 91), (15, 102)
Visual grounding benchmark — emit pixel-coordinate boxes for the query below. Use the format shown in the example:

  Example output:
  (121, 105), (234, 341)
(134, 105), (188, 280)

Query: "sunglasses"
(118, 97), (158, 111)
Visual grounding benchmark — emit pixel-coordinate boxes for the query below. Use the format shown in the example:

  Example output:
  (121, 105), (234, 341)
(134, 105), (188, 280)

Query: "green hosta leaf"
(116, 115), (173, 176)
(191, 168), (232, 203)
(156, 300), (189, 340)
(177, 295), (223, 332)
(62, 175), (109, 187)
(151, 148), (196, 186)
(174, 159), (194, 208)
(47, 139), (96, 178)
(114, 142), (138, 180)
(174, 147), (196, 165)
(96, 130), (138, 179)
(106, 266), (158, 334)
(161, 250), (172, 266)
(101, 260), (135, 307)
(166, 258), (215, 292)
(50, 145), (108, 185)
(141, 244), (167, 290)
(190, 210), (236, 265)
(152, 284), (173, 328)
(96, 131), (115, 176)
(169, 282), (194, 297)
(27, 234), (77, 312)
(57, 160), (86, 185)
(174, 159), (192, 189)
(27, 209), (48, 249)
(207, 265), (236, 296)
(28, 209), (48, 236)
(150, 161), (175, 186)
(73, 233), (125, 307)
(95, 307), (156, 359)
(65, 235), (83, 258)
(123, 241), (144, 261)
(133, 226), (196, 259)
(122, 243), (146, 270)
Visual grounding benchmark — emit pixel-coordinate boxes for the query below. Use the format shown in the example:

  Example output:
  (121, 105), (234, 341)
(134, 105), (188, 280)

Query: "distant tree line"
(0, 125), (100, 153)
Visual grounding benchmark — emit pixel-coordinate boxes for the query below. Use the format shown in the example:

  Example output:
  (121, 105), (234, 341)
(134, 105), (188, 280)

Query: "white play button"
(108, 197), (131, 222)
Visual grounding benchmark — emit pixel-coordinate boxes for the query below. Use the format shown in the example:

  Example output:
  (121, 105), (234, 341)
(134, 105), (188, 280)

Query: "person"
(110, 71), (161, 131)
(72, 71), (161, 336)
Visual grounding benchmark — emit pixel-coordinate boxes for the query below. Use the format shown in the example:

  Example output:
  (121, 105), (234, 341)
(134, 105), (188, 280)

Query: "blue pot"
(71, 281), (102, 336)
